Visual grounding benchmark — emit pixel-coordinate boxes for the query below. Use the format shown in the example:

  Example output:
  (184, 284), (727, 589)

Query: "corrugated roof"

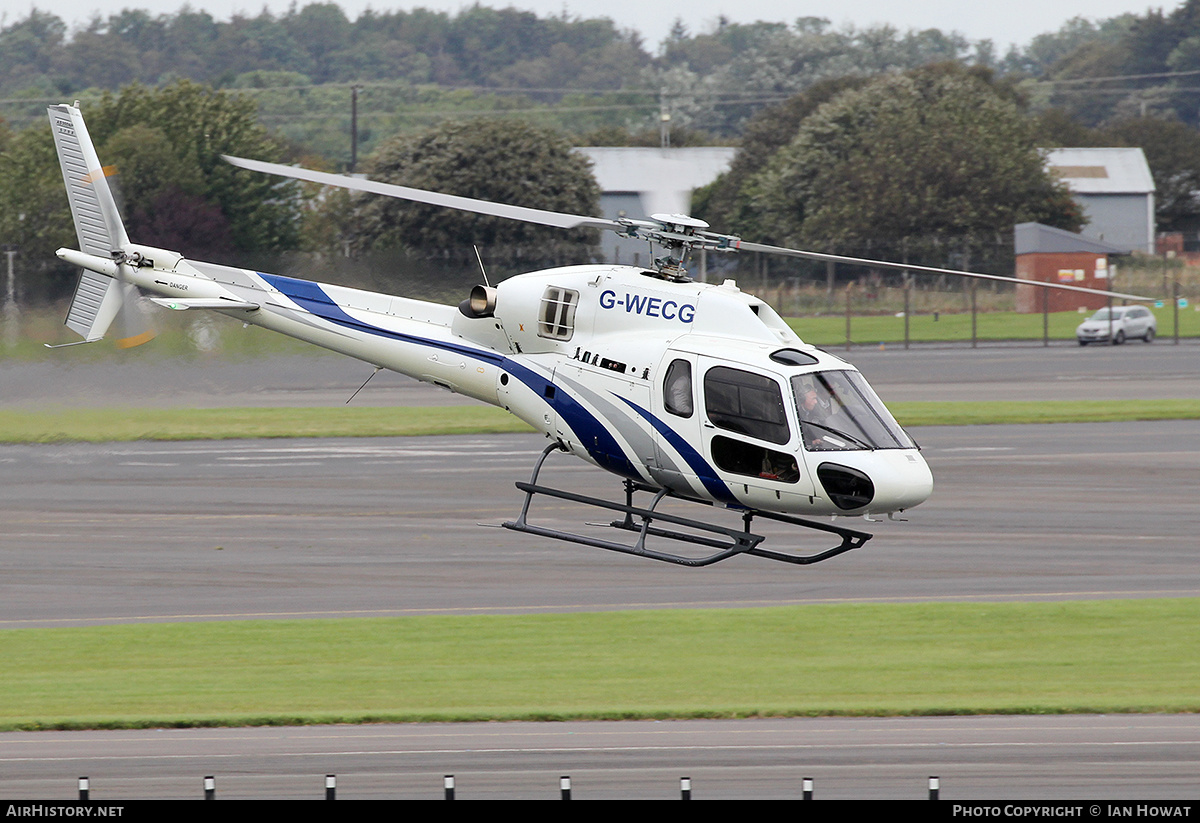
(1014, 222), (1132, 255)
(1044, 147), (1155, 194)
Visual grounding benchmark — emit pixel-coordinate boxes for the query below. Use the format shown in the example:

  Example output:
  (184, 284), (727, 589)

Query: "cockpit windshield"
(792, 370), (915, 451)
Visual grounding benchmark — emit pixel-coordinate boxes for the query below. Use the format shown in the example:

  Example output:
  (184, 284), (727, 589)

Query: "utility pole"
(350, 85), (360, 173)
(659, 91), (671, 149)
(4, 245), (18, 349)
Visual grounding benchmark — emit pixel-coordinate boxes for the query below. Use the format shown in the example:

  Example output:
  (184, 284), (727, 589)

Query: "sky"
(0, 0), (1184, 52)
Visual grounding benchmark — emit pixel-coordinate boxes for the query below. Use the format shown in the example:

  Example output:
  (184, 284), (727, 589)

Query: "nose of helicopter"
(869, 449), (934, 513)
(813, 449), (933, 515)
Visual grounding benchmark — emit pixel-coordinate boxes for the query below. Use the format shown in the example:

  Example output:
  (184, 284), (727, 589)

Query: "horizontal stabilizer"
(149, 297), (260, 311)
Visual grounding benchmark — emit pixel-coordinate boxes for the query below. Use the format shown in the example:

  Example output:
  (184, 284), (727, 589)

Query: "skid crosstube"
(501, 444), (873, 567)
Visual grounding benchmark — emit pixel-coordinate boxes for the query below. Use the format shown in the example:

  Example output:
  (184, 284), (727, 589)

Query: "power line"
(1038, 68), (1200, 86)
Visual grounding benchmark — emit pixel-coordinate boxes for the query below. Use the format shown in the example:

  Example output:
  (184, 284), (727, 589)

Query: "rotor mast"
(617, 213), (743, 281)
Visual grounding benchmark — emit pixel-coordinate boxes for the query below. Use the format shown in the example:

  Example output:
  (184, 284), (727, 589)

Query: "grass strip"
(888, 398), (1200, 426)
(787, 311), (1200, 345)
(1, 400), (1199, 444)
(0, 405), (533, 443)
(1, 599), (1197, 730)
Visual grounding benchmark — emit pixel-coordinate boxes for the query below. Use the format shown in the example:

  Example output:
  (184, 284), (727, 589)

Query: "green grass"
(2, 599), (1197, 730)
(0, 405), (534, 443)
(1, 400), (1198, 443)
(787, 309), (1200, 346)
(888, 399), (1200, 426)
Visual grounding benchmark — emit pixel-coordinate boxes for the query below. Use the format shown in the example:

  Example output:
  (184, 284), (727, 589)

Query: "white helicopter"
(46, 103), (1154, 567)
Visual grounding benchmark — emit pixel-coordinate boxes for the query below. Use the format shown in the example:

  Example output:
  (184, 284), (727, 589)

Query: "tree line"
(5, 3), (1200, 306)
(0, 5), (647, 97)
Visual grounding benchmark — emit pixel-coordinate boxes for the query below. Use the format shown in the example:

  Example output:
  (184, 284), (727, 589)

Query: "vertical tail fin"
(48, 103), (153, 347)
(48, 103), (129, 255)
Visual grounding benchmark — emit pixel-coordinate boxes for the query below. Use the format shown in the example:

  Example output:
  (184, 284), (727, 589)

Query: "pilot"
(798, 378), (830, 449)
(798, 379), (827, 423)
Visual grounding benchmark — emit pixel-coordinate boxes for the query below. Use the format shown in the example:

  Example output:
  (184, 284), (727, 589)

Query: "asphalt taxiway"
(0, 421), (1198, 627)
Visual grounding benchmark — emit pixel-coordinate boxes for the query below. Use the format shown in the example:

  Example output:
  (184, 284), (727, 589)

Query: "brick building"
(1014, 222), (1131, 313)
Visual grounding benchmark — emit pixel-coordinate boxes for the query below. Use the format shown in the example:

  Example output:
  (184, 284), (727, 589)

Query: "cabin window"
(538, 287), (579, 341)
(793, 370), (915, 451)
(703, 366), (790, 445)
(663, 359), (693, 418)
(711, 436), (799, 483)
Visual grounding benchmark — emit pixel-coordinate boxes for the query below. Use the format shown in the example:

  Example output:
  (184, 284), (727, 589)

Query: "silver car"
(1076, 305), (1157, 345)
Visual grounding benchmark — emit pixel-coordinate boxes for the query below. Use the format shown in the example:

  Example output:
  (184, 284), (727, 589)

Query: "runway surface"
(1, 421), (1198, 626)
(2, 715), (1199, 800)
(1, 343), (1197, 799)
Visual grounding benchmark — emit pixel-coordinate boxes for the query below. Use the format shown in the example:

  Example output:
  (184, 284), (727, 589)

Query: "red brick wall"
(1015, 253), (1114, 313)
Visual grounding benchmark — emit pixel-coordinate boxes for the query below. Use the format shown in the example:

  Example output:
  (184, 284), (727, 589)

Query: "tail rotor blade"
(112, 281), (156, 350)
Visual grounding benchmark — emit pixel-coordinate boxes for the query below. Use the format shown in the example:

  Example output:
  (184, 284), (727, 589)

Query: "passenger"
(759, 450), (799, 483)
(664, 360), (693, 417)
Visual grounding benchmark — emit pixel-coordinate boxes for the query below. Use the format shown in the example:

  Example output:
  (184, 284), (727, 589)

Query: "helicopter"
(45, 102), (1156, 568)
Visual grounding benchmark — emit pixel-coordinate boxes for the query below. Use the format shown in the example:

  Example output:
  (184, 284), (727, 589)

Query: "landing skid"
(502, 444), (872, 567)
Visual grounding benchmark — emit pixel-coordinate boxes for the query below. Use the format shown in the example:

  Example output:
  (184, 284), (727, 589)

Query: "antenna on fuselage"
(473, 245), (491, 288)
(346, 366), (382, 405)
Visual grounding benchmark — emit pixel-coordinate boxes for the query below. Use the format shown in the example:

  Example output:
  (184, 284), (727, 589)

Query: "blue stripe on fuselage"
(260, 273), (638, 478)
(614, 396), (736, 504)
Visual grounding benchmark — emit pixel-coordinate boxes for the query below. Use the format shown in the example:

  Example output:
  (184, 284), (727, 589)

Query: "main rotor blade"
(738, 241), (1159, 303)
(223, 155), (621, 233)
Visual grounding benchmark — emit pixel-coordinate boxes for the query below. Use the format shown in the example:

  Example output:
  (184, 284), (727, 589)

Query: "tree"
(0, 80), (299, 304)
(1104, 116), (1200, 234)
(88, 80), (300, 256)
(1002, 15), (1133, 76)
(0, 11), (66, 93)
(0, 120), (79, 302)
(694, 76), (871, 232)
(647, 20), (976, 137)
(740, 68), (1082, 263)
(339, 119), (600, 268)
(1034, 110), (1200, 234)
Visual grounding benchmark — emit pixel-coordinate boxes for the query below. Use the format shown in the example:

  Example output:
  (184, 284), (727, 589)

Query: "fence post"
(1175, 281), (1181, 345)
(845, 283), (853, 352)
(971, 279), (977, 348)
(1043, 287), (1049, 347)
(904, 273), (911, 350)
